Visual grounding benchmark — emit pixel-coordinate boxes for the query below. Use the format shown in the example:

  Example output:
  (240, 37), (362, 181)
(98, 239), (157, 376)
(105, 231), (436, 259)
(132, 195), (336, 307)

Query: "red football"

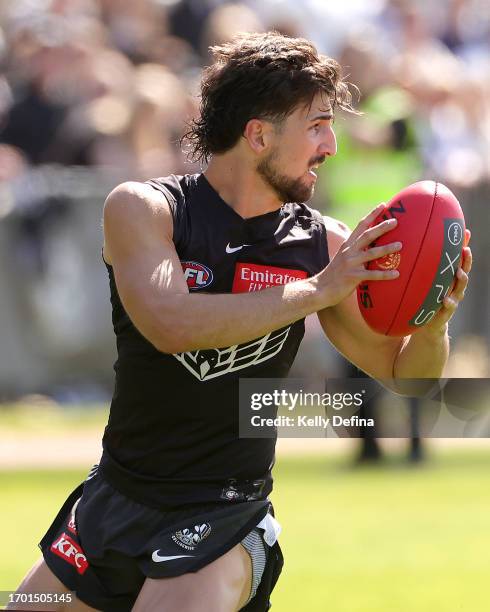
(357, 181), (466, 336)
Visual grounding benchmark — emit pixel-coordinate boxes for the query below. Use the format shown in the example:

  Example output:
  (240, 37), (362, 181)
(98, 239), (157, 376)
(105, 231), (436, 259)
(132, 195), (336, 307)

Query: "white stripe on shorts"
(241, 528), (267, 605)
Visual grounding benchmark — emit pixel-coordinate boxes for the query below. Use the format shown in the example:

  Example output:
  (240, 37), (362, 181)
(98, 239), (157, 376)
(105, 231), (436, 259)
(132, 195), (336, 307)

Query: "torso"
(100, 173), (329, 509)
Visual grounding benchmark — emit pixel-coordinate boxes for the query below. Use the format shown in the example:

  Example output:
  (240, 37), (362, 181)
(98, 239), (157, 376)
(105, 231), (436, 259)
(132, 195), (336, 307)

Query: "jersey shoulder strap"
(146, 174), (195, 250)
(291, 202), (330, 267)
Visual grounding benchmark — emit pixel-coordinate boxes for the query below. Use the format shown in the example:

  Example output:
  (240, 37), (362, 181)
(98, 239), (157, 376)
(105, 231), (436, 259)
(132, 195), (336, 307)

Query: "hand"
(321, 202), (402, 308)
(422, 229), (472, 336)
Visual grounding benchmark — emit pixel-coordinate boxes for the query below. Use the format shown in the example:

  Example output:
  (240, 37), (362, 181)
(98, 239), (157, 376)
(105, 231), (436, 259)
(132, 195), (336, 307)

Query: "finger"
(431, 305), (453, 327)
(357, 268), (400, 281)
(357, 217), (398, 249)
(356, 241), (402, 264)
(442, 294), (459, 314)
(348, 202), (386, 243)
(464, 228), (471, 247)
(456, 268), (468, 285)
(430, 296), (458, 328)
(461, 246), (472, 274)
(451, 268), (468, 300)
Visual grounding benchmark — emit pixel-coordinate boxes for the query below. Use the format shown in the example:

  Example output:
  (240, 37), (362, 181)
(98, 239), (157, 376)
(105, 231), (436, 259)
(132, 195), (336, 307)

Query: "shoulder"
(146, 173), (196, 207)
(102, 181), (174, 264)
(323, 215), (351, 257)
(322, 214), (350, 238)
(104, 181), (173, 221)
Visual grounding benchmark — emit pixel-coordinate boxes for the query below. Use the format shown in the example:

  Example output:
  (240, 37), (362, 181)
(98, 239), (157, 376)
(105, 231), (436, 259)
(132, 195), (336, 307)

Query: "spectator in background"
(0, 0), (488, 400)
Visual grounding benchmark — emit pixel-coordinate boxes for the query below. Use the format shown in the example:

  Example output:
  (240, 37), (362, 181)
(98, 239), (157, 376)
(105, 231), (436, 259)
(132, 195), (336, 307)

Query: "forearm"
(152, 276), (325, 353)
(394, 324), (449, 378)
(391, 324), (449, 395)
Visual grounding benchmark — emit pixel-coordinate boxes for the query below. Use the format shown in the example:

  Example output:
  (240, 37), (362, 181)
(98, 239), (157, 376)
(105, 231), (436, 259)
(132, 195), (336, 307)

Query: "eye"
(310, 123), (321, 134)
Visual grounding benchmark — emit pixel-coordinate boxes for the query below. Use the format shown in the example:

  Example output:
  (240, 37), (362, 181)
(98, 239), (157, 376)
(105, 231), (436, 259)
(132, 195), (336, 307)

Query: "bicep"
(103, 182), (188, 344)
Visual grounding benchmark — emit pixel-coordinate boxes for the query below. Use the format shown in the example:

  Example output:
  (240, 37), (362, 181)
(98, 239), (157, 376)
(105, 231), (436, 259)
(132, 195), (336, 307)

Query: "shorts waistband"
(99, 450), (272, 510)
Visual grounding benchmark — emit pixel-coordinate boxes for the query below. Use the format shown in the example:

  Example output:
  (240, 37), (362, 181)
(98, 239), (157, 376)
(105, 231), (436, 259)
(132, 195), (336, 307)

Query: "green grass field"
(1, 450), (490, 611)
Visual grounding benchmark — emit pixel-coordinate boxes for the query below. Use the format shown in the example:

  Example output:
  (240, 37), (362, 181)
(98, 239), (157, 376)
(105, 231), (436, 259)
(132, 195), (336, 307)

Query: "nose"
(320, 126), (337, 158)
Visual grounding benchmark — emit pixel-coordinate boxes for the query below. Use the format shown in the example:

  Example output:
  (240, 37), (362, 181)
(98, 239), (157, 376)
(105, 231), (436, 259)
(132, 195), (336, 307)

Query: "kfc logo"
(50, 532), (89, 575)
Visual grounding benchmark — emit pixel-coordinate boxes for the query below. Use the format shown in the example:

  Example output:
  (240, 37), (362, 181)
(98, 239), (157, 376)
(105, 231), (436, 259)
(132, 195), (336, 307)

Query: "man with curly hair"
(11, 32), (470, 612)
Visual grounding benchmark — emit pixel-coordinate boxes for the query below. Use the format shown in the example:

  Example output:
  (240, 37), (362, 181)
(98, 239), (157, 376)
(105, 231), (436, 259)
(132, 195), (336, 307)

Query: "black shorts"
(39, 467), (283, 611)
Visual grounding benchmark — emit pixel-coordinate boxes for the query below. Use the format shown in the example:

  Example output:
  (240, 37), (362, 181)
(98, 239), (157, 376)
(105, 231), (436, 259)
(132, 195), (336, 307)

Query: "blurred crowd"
(0, 0), (489, 396)
(1, 0), (489, 183)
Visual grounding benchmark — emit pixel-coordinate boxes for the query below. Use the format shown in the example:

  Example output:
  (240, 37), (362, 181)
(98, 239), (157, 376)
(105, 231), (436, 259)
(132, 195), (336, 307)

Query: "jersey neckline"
(196, 173), (287, 225)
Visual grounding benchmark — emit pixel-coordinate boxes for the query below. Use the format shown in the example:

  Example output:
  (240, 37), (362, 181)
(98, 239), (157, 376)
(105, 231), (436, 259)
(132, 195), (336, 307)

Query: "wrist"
(307, 272), (332, 311)
(315, 267), (342, 310)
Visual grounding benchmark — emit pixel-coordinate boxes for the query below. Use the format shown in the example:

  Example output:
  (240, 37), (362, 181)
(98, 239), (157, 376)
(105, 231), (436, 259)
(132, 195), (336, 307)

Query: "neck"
(204, 152), (282, 219)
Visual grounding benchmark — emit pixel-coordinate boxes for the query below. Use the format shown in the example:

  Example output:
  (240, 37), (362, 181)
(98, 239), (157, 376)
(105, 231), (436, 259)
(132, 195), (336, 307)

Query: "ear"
(243, 119), (274, 154)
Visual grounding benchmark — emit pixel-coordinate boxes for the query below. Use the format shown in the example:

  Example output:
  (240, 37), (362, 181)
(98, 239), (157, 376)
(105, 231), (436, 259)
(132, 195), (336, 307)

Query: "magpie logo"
(172, 523), (212, 550)
(173, 327), (291, 381)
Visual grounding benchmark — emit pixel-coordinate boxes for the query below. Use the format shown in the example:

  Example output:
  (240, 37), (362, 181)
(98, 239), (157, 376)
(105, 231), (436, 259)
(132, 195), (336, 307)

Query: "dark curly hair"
(182, 31), (357, 164)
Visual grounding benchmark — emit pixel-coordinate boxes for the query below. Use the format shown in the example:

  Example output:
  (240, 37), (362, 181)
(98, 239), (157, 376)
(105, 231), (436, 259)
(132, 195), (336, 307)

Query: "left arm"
(391, 244), (471, 379)
(317, 216), (471, 393)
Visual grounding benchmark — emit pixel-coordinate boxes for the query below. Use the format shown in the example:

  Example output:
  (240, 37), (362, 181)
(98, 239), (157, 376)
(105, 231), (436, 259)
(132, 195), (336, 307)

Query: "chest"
(176, 205), (325, 294)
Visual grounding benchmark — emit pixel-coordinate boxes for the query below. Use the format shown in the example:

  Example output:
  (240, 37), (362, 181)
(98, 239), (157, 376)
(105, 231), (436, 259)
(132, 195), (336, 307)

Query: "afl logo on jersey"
(181, 261), (214, 290)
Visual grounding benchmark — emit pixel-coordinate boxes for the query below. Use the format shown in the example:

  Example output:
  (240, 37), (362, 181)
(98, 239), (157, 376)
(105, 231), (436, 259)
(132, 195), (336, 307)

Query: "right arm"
(102, 182), (399, 354)
(103, 182), (326, 353)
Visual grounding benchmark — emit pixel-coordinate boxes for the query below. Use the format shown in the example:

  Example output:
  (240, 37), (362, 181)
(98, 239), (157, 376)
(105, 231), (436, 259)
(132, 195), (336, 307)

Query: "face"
(256, 92), (337, 203)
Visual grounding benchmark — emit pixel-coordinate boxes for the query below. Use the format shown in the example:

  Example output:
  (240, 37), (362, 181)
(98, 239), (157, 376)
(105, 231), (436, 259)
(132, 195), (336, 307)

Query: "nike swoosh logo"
(226, 243), (250, 254)
(152, 551), (195, 562)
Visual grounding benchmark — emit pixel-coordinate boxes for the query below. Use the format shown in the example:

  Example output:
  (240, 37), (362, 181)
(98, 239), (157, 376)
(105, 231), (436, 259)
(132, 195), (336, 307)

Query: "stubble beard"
(256, 149), (314, 204)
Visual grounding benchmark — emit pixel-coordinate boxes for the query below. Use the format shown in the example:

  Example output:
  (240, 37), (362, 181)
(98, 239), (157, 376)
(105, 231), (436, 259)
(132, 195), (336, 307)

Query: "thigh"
(133, 542), (252, 612)
(7, 557), (98, 611)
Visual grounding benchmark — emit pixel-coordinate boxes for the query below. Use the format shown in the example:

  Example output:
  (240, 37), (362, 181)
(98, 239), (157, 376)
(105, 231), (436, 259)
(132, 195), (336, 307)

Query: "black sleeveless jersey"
(100, 173), (329, 509)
